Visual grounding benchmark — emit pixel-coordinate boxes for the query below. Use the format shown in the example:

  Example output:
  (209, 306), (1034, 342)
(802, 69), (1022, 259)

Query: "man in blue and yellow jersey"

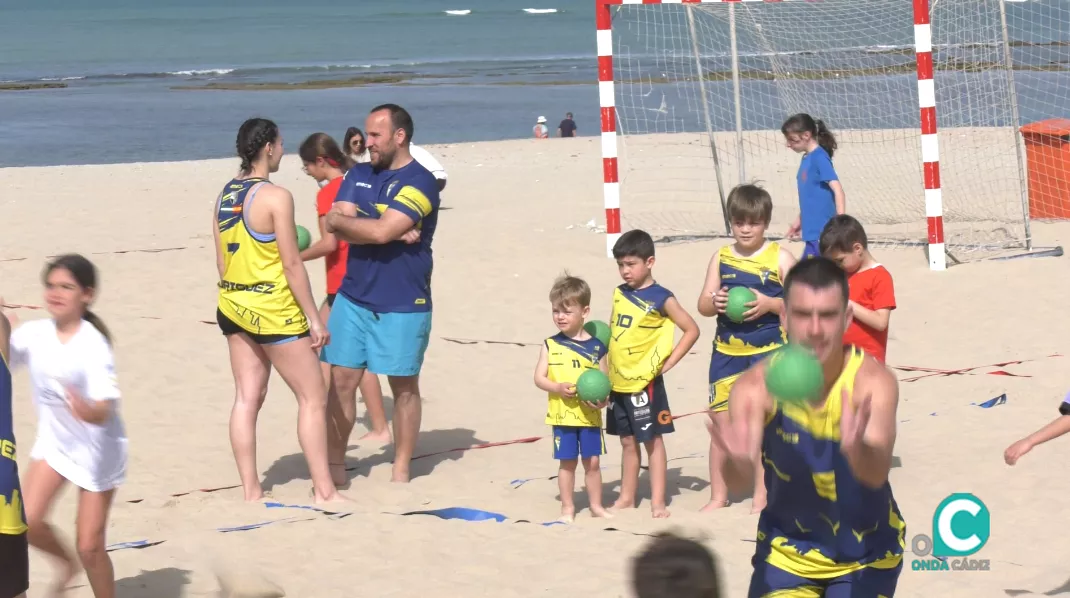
(606, 230), (700, 519)
(0, 302), (29, 598)
(697, 184), (797, 514)
(324, 103), (440, 484)
(718, 258), (905, 597)
(533, 275), (610, 522)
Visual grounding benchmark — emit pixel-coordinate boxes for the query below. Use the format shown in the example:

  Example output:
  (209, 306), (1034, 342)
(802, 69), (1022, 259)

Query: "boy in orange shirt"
(818, 215), (896, 363)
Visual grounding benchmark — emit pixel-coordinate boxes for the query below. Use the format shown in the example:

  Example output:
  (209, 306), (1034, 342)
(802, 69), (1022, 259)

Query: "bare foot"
(359, 429), (392, 445)
(558, 505), (575, 523)
(329, 462), (348, 487)
(48, 560), (80, 598)
(242, 488), (264, 502)
(390, 465), (410, 483)
(651, 505), (671, 519)
(589, 505), (613, 519)
(310, 488), (354, 506)
(699, 498), (730, 513)
(750, 496), (767, 514)
(611, 497), (634, 511)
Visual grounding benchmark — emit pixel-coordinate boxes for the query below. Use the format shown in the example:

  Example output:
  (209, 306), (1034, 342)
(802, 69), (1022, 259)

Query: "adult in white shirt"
(4, 254), (125, 598)
(409, 143), (448, 192)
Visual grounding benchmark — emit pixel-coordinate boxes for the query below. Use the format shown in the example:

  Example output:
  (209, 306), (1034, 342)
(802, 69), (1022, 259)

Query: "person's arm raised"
(718, 366), (770, 497)
(839, 359), (899, 488)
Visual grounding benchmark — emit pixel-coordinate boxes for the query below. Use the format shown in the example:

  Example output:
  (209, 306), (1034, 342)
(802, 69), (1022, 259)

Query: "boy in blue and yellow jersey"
(0, 303), (28, 598)
(607, 230), (700, 519)
(718, 258), (905, 597)
(533, 275), (611, 522)
(697, 184), (796, 514)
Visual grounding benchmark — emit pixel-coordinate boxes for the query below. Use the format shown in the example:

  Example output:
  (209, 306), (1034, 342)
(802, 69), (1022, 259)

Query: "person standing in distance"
(0, 298), (27, 598)
(558, 112), (577, 138)
(324, 104), (439, 484)
(716, 257), (905, 597)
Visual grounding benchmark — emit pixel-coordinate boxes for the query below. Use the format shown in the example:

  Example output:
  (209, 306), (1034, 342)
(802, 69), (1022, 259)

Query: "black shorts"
(216, 309), (310, 346)
(326, 293), (337, 308)
(606, 376), (674, 443)
(0, 532), (29, 598)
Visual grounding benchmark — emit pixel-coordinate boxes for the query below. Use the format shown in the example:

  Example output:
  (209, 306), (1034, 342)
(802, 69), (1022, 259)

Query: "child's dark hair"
(783, 256), (849, 308)
(299, 133), (354, 171)
(612, 229), (656, 261)
(343, 127), (364, 151)
(236, 117), (279, 174)
(819, 214), (869, 255)
(549, 273), (592, 308)
(781, 113), (837, 159)
(726, 183), (773, 225)
(43, 254), (111, 344)
(631, 532), (721, 598)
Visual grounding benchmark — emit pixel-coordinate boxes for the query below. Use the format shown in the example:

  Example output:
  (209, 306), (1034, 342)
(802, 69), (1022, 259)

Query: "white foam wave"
(522, 8), (557, 14)
(444, 9), (471, 15)
(169, 68), (235, 76)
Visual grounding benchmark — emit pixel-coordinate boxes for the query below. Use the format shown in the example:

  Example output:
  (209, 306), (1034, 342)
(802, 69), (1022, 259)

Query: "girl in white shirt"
(6, 254), (125, 598)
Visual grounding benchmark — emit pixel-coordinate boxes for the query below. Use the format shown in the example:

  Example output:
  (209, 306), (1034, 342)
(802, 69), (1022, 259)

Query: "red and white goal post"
(595, 0), (1067, 270)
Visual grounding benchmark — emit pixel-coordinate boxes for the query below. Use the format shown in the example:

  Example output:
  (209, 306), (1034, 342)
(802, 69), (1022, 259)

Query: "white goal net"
(607, 0), (1070, 253)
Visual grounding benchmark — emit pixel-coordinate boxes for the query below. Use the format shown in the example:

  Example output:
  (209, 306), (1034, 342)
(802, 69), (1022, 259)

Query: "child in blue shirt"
(782, 113), (846, 260)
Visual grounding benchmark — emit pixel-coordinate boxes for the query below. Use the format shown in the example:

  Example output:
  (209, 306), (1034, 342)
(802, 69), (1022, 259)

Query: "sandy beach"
(2, 132), (1069, 597)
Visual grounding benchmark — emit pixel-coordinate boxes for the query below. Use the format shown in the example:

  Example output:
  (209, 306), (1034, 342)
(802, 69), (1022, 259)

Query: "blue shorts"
(748, 560), (902, 598)
(552, 426), (605, 461)
(801, 240), (822, 260)
(709, 350), (773, 412)
(320, 293), (432, 377)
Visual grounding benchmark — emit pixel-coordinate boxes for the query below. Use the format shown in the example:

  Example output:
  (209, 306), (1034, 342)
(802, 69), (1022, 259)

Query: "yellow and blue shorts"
(748, 559), (902, 597)
(708, 349), (773, 412)
(552, 426), (605, 461)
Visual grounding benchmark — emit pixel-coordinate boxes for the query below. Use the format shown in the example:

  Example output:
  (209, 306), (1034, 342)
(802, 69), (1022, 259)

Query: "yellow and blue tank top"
(0, 353), (27, 535)
(715, 242), (786, 357)
(216, 178), (308, 336)
(545, 333), (607, 428)
(756, 346), (905, 578)
(608, 283), (675, 393)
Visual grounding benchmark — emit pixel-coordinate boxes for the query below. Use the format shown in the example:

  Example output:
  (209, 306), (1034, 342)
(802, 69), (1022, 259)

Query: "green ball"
(583, 319), (611, 347)
(764, 344), (824, 404)
(575, 369), (611, 403)
(725, 286), (756, 323)
(296, 225), (312, 251)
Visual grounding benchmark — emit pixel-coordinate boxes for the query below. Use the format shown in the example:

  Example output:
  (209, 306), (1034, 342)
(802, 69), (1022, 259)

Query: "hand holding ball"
(764, 344), (823, 404)
(575, 369), (611, 404)
(725, 287), (756, 323)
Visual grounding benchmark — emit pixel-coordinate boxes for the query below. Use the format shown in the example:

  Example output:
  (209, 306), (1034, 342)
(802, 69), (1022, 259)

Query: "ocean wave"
(522, 8), (558, 14)
(444, 10), (471, 15)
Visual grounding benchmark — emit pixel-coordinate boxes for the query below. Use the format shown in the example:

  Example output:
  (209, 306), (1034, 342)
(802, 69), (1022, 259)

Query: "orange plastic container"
(1020, 118), (1070, 219)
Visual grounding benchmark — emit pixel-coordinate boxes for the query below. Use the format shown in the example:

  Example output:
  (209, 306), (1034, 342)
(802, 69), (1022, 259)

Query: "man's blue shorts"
(748, 560), (902, 597)
(801, 240), (822, 260)
(320, 293), (432, 377)
(552, 426), (605, 461)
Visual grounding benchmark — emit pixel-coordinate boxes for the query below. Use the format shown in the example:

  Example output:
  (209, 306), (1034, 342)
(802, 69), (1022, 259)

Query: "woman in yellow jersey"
(718, 258), (905, 597)
(212, 118), (340, 504)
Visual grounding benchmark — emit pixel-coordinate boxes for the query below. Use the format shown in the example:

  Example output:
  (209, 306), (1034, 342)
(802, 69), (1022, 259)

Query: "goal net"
(602, 0), (1069, 257)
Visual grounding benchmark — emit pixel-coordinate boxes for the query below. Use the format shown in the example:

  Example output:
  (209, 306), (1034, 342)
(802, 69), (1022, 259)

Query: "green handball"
(764, 343), (824, 404)
(583, 320), (611, 347)
(725, 287), (756, 323)
(575, 369), (611, 404)
(296, 225), (312, 251)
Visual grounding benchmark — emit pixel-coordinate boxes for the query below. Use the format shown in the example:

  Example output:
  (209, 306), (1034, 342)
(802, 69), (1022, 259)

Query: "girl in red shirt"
(299, 134), (392, 452)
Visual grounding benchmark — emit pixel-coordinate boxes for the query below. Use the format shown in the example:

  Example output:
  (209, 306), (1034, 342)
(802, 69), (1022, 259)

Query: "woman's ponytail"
(83, 309), (112, 345)
(814, 119), (838, 159)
